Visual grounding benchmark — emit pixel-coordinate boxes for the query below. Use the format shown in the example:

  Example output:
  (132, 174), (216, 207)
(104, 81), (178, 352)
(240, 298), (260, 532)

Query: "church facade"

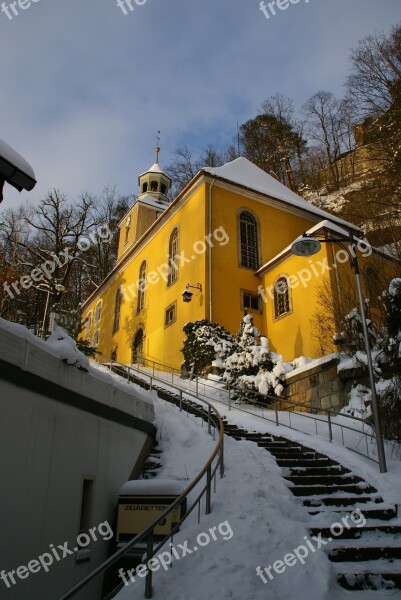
(80, 153), (399, 370)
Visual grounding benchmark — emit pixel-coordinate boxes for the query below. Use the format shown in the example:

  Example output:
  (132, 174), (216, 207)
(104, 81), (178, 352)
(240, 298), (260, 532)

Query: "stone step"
(276, 458), (339, 467)
(290, 466), (351, 476)
(261, 446), (306, 452)
(335, 565), (401, 590)
(285, 474), (364, 486)
(304, 495), (384, 507)
(308, 506), (397, 520)
(270, 451), (324, 460)
(329, 545), (401, 562)
(290, 483), (377, 496)
(311, 524), (401, 540)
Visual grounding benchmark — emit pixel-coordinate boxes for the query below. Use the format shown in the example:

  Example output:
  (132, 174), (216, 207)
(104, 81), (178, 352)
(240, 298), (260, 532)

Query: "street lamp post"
(291, 231), (387, 473)
(34, 282), (66, 339)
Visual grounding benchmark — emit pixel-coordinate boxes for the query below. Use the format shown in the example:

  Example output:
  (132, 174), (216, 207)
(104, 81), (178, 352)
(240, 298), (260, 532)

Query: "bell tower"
(138, 136), (172, 202)
(117, 135), (172, 261)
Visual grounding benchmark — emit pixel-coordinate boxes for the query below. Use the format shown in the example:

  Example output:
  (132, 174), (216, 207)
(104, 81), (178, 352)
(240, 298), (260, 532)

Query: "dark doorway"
(132, 329), (144, 365)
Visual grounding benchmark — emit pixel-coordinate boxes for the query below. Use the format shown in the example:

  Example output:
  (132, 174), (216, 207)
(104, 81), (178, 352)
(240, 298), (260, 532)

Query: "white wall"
(0, 322), (154, 600)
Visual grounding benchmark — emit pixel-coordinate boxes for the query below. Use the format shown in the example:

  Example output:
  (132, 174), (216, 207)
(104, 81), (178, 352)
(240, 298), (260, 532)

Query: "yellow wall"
(259, 245), (335, 360)
(209, 183), (319, 338)
(83, 184), (208, 370)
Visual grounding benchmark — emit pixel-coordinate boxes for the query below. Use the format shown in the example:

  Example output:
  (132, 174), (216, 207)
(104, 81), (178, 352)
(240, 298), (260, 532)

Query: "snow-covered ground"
(113, 386), (401, 600)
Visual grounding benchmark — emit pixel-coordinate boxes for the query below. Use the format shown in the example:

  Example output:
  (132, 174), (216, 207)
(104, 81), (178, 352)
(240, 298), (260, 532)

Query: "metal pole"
(220, 439), (224, 478)
(206, 466), (212, 514)
(208, 406), (211, 434)
(328, 411), (333, 442)
(145, 530), (154, 598)
(41, 289), (51, 339)
(275, 398), (279, 426)
(350, 238), (387, 472)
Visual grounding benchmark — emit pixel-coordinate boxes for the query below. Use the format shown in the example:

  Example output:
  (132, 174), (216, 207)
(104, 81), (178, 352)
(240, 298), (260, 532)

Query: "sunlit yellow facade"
(81, 157), (400, 368)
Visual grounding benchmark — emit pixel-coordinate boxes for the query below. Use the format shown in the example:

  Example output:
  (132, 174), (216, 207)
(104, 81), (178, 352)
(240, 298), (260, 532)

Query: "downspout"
(208, 176), (217, 322)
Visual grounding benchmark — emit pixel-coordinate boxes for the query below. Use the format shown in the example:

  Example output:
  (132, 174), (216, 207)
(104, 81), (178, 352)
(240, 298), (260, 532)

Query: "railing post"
(208, 406), (211, 435)
(275, 398), (279, 426)
(179, 390), (183, 412)
(328, 411), (333, 442)
(109, 359), (113, 371)
(145, 530), (154, 599)
(220, 438), (224, 478)
(206, 465), (212, 514)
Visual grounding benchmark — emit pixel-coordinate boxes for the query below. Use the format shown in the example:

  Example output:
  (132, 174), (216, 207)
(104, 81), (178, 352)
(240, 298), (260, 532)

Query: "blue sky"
(1, 0), (400, 207)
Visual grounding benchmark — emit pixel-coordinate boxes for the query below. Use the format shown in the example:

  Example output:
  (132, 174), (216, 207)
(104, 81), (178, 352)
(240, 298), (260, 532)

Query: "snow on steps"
(105, 363), (401, 594)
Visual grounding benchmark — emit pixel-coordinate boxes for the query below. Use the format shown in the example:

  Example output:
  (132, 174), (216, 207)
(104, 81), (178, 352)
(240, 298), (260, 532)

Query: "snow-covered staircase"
(224, 423), (401, 593)
(107, 363), (401, 594)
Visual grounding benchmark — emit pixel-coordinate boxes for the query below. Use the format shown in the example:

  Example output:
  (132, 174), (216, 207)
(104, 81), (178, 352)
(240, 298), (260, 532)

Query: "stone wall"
(282, 357), (348, 413)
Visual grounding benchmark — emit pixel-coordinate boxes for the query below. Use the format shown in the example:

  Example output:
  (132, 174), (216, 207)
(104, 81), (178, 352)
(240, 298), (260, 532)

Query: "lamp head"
(291, 235), (322, 257)
(182, 289), (193, 303)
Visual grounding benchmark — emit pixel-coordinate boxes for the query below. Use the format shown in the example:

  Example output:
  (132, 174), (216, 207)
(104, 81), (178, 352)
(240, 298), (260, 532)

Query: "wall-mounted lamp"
(182, 283), (202, 303)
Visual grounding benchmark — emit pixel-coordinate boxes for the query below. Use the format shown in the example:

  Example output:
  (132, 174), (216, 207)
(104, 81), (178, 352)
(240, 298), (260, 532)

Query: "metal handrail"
(57, 359), (225, 600)
(123, 353), (380, 465)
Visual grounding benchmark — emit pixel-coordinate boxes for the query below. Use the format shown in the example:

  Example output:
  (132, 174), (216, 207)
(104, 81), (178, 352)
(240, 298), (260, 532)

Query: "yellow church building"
(81, 151), (399, 370)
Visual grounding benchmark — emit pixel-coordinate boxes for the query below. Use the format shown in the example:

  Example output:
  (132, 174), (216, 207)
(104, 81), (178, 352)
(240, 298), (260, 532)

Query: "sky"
(0, 0), (400, 208)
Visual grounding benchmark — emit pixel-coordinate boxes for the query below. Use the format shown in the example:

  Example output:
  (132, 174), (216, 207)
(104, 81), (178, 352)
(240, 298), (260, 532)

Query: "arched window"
(92, 329), (100, 348)
(137, 261), (147, 313)
(161, 183), (167, 195)
(240, 211), (259, 269)
(142, 182), (148, 193)
(274, 277), (290, 319)
(113, 286), (123, 333)
(94, 301), (102, 324)
(167, 227), (179, 286)
(84, 311), (92, 336)
(150, 180), (158, 192)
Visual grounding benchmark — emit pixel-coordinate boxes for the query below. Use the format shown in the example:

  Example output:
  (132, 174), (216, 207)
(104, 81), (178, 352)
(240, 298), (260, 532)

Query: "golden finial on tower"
(155, 130), (161, 163)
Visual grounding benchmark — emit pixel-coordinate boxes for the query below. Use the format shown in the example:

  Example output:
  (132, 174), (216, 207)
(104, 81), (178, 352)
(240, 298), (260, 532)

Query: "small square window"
(241, 290), (262, 313)
(164, 302), (176, 327)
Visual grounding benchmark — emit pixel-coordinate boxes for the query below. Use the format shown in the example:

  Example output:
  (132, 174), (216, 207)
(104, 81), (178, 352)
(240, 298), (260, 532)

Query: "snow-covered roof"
(0, 138), (37, 191)
(256, 219), (364, 275)
(137, 193), (169, 210)
(120, 479), (185, 496)
(138, 162), (171, 181)
(202, 158), (358, 229)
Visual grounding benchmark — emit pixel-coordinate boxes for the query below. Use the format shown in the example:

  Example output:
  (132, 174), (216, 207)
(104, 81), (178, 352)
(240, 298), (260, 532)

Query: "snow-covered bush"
(181, 320), (235, 375)
(340, 384), (372, 419)
(376, 278), (401, 441)
(223, 314), (294, 400)
(46, 327), (90, 370)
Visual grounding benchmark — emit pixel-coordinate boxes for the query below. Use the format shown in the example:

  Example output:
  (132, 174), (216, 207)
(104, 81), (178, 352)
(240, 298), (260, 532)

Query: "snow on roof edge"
(202, 157), (358, 230)
(256, 220), (365, 275)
